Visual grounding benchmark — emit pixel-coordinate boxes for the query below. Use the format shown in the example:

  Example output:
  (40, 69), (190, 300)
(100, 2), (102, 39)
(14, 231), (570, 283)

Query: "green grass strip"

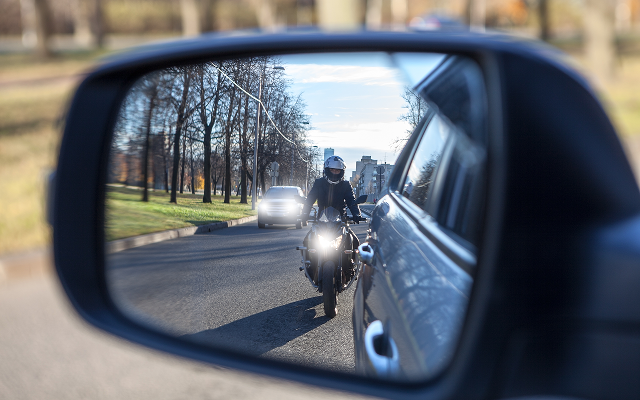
(106, 185), (257, 241)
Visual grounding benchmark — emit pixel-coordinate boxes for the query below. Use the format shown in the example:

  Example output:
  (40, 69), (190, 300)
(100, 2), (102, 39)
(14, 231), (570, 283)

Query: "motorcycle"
(295, 195), (368, 318)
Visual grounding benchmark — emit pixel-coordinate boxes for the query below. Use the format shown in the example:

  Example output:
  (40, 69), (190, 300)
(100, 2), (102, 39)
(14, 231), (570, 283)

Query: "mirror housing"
(52, 31), (640, 400)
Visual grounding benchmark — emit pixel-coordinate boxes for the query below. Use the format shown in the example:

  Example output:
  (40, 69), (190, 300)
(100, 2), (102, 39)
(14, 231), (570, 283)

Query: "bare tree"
(222, 65), (239, 204)
(170, 68), (193, 203)
(251, 0), (276, 30)
(198, 64), (223, 203)
(316, 0), (363, 29)
(584, 0), (617, 83)
(73, 0), (104, 47)
(20, 0), (53, 58)
(140, 74), (160, 202)
(538, 0), (550, 42)
(181, 0), (201, 36)
(112, 56), (313, 206)
(395, 86), (428, 150)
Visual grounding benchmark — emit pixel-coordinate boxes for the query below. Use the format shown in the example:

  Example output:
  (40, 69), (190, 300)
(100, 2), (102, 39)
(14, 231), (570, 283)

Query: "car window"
(433, 132), (485, 246)
(400, 114), (451, 210)
(265, 188), (298, 199)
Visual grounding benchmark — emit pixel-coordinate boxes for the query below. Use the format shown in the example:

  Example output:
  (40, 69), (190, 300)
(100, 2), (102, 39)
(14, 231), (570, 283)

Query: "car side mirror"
(294, 195), (306, 203)
(51, 31), (640, 400)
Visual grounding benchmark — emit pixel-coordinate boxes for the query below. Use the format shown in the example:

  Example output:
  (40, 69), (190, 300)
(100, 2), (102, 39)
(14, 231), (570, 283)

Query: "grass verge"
(0, 53), (96, 254)
(105, 185), (257, 241)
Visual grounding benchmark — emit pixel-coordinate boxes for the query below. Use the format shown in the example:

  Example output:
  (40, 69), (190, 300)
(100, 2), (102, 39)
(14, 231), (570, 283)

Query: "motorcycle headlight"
(330, 235), (343, 249)
(316, 235), (341, 250)
(317, 235), (329, 248)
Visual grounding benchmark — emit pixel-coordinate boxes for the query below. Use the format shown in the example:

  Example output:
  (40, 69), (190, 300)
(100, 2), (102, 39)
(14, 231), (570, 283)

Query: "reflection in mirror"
(105, 52), (487, 382)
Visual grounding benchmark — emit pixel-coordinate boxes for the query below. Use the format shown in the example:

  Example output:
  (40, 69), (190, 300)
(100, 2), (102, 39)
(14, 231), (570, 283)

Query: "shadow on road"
(200, 224), (300, 236)
(181, 296), (330, 356)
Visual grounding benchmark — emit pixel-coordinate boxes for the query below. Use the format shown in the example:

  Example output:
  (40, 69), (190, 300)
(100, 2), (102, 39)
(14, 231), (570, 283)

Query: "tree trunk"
(201, 0), (216, 32)
(73, 0), (103, 47)
(390, 0), (408, 28)
(223, 85), (237, 204)
(239, 94), (250, 204)
(181, 0), (201, 36)
(190, 139), (195, 195)
(200, 66), (222, 203)
(539, 0), (550, 42)
(22, 0), (53, 58)
(469, 0), (486, 32)
(251, 0), (276, 30)
(203, 126), (212, 201)
(316, 0), (362, 29)
(170, 70), (192, 203)
(180, 133), (186, 194)
(584, 0), (616, 84)
(141, 89), (157, 202)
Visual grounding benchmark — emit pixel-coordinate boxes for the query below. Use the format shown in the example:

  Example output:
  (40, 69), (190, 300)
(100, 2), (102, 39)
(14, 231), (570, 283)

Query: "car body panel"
(354, 170), (473, 382)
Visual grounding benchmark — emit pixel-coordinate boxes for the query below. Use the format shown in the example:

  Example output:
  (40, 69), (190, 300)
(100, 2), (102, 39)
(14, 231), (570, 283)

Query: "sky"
(278, 52), (445, 175)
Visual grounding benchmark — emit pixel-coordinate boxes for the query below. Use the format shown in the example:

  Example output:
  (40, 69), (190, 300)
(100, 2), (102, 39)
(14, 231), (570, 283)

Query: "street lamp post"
(252, 64), (284, 210)
(306, 145), (318, 194)
(289, 122), (309, 187)
(290, 130), (295, 185)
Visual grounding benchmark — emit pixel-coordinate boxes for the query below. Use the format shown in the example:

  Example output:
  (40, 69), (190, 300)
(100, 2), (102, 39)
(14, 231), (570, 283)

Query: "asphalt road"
(107, 219), (370, 374)
(0, 272), (376, 400)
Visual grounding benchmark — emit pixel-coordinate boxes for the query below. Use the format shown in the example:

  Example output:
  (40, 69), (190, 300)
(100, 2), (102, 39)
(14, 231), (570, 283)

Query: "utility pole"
(377, 165), (385, 195)
(251, 63), (264, 210)
(252, 63), (284, 208)
(290, 131), (295, 185)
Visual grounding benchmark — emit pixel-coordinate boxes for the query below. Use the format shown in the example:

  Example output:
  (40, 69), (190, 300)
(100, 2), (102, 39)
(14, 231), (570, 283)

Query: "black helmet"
(324, 156), (346, 184)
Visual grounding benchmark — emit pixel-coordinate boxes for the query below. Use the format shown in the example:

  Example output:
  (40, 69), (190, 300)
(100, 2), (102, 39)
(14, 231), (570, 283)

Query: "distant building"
(350, 155), (393, 199)
(323, 148), (334, 162)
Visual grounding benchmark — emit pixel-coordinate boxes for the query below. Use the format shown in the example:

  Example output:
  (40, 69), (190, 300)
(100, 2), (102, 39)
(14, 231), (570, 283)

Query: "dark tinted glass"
(401, 114), (450, 210)
(435, 133), (485, 245)
(265, 188), (299, 199)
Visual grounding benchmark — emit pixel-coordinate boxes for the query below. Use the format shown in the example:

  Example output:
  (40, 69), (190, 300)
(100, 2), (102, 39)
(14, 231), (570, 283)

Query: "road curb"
(107, 215), (258, 254)
(0, 216), (258, 284)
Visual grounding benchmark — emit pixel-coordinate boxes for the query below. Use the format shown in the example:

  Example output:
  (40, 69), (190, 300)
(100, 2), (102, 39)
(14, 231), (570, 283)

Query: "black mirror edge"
(52, 31), (640, 400)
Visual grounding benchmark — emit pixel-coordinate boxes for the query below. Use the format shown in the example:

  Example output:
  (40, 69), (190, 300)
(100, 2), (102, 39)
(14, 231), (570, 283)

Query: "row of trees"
(10, 0), (637, 82)
(109, 56), (314, 204)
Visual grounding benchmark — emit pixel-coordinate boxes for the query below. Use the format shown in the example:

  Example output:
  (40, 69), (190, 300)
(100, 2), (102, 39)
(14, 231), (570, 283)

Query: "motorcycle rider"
(301, 156), (365, 274)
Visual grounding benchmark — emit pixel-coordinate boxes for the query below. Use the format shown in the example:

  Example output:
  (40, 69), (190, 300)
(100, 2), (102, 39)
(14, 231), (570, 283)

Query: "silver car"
(258, 186), (306, 229)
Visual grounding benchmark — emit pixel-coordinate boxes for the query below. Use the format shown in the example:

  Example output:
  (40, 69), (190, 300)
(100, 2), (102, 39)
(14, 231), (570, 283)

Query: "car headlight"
(288, 203), (300, 214)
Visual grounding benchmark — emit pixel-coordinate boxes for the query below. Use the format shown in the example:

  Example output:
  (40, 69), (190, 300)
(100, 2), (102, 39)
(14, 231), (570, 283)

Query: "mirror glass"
(105, 51), (487, 382)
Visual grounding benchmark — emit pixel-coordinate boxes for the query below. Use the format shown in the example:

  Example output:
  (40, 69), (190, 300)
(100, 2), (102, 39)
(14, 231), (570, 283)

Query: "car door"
(354, 109), (485, 381)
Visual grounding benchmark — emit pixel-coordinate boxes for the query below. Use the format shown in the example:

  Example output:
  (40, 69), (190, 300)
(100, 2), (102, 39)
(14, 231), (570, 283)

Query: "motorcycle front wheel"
(322, 261), (338, 318)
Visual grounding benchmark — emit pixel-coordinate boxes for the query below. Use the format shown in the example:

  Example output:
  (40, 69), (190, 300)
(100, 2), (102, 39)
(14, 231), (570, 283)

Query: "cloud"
(284, 64), (401, 87)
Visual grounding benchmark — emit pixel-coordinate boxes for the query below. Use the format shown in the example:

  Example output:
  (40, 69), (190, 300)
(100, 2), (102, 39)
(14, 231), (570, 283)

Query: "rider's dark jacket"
(302, 177), (362, 220)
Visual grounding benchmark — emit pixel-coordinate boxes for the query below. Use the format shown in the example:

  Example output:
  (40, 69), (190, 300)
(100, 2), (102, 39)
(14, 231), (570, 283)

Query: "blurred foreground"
(0, 258), (373, 400)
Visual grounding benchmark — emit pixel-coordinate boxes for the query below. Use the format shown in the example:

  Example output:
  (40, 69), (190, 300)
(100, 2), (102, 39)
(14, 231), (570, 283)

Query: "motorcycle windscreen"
(318, 207), (342, 223)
